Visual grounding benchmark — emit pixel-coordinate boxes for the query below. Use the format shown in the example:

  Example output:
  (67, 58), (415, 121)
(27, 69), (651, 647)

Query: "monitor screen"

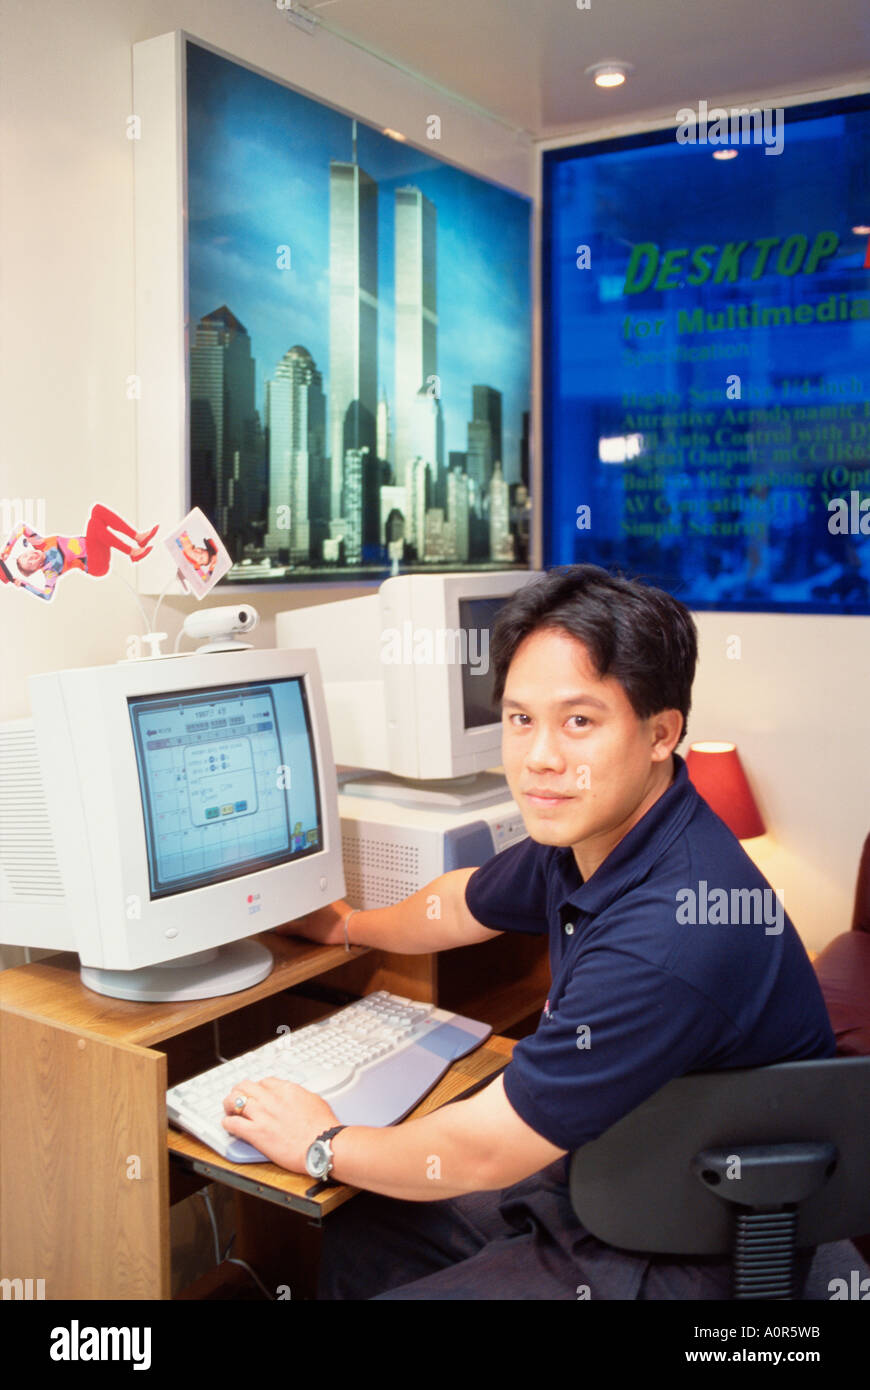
(457, 596), (512, 730)
(128, 678), (322, 898)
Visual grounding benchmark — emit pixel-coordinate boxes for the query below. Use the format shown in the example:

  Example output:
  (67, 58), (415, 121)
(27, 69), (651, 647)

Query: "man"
(221, 564), (844, 1299)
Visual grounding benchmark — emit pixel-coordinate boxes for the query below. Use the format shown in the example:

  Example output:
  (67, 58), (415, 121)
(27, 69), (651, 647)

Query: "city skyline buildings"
(394, 185), (438, 488)
(189, 305), (262, 543)
(328, 128), (379, 522)
(191, 287), (520, 568)
(264, 344), (326, 561)
(186, 40), (530, 574)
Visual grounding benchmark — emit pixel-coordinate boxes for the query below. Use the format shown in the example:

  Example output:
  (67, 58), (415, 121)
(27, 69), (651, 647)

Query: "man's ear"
(650, 709), (684, 761)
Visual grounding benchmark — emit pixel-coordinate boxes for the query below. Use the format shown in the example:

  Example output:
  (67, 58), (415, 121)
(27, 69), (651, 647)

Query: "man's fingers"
(258, 1076), (306, 1096)
(221, 1112), (266, 1138)
(222, 1077), (265, 1115)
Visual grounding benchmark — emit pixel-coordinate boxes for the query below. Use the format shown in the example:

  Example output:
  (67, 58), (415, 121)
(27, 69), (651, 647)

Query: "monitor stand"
(340, 769), (510, 810)
(80, 940), (273, 1003)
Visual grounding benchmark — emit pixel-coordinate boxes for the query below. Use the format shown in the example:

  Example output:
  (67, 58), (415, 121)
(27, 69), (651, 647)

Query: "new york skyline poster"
(186, 40), (532, 586)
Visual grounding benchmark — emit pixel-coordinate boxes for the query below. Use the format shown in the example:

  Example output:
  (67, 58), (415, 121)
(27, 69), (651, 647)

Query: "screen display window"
(128, 678), (322, 897)
(542, 94), (870, 614)
(457, 596), (511, 730)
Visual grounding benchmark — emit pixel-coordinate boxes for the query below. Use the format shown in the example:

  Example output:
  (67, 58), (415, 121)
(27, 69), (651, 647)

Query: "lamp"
(685, 742), (765, 840)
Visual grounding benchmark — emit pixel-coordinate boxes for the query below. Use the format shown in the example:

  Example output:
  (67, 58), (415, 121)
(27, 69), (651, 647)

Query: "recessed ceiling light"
(713, 149), (739, 161)
(595, 70), (625, 88)
(852, 224), (870, 235)
(584, 62), (633, 89)
(382, 128), (407, 142)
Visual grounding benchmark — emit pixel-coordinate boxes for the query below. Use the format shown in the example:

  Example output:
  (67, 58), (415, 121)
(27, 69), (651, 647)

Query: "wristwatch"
(305, 1124), (347, 1180)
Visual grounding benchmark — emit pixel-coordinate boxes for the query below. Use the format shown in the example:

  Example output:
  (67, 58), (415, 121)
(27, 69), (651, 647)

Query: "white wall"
(689, 612), (869, 951)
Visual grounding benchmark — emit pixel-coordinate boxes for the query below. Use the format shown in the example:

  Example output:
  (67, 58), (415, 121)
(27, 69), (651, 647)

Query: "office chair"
(568, 1055), (870, 1298)
(813, 829), (870, 1059)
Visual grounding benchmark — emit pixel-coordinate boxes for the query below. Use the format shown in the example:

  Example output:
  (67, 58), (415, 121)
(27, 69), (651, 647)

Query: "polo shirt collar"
(554, 754), (700, 919)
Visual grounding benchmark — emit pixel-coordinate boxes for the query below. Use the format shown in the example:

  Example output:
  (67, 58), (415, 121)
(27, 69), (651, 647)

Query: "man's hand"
(221, 1078), (338, 1171)
(272, 900), (352, 947)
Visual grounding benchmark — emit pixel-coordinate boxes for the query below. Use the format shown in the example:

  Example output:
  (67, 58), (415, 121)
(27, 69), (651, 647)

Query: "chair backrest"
(569, 1056), (870, 1255)
(852, 832), (870, 934)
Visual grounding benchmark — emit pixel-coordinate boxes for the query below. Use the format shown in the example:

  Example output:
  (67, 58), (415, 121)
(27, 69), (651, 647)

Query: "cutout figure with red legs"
(0, 504), (160, 602)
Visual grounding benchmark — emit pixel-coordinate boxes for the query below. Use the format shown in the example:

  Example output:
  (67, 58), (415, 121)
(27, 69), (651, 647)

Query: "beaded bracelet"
(343, 907), (361, 952)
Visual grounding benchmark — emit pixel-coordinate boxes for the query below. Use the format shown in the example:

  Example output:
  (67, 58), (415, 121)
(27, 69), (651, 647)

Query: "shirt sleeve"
(502, 945), (741, 1151)
(464, 836), (551, 935)
(18, 577), (54, 600)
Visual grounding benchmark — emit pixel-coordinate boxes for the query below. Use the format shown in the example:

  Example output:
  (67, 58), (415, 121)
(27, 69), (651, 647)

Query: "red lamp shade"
(685, 742), (766, 840)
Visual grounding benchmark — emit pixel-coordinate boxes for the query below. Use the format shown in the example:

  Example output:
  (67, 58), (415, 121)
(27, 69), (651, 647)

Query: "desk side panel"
(0, 1009), (169, 1299)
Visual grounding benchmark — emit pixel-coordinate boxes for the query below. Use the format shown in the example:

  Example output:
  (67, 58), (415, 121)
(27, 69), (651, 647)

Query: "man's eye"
(568, 716), (589, 729)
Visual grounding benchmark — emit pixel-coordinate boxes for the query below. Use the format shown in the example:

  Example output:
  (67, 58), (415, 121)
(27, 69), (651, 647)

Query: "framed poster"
(542, 93), (870, 613)
(132, 33), (531, 592)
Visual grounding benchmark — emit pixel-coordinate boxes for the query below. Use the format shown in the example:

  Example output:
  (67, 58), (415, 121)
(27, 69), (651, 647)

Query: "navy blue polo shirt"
(465, 754), (835, 1153)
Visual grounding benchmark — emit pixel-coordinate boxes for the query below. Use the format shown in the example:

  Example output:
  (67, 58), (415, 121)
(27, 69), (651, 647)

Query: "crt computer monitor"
(275, 571), (542, 789)
(0, 648), (345, 1001)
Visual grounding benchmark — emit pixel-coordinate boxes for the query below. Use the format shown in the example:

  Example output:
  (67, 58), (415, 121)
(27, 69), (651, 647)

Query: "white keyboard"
(167, 990), (492, 1163)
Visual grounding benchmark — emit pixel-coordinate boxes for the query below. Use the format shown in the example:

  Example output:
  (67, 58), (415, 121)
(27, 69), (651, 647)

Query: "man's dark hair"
(490, 565), (698, 745)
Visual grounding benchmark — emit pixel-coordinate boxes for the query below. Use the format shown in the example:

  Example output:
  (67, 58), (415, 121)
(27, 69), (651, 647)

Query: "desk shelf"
(0, 932), (370, 1048)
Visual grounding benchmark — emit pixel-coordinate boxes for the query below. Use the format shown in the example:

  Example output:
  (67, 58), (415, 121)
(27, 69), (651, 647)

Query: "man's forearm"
(325, 1075), (567, 1201)
(277, 867), (501, 956)
(328, 1095), (500, 1200)
(222, 1072), (567, 1194)
(345, 869), (492, 954)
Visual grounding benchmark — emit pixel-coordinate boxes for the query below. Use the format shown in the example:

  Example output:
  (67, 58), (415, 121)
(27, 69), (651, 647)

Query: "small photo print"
(165, 508), (231, 598)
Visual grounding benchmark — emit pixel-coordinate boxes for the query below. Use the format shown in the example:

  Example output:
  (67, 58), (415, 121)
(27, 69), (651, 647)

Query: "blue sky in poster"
(186, 41), (531, 481)
(543, 99), (870, 613)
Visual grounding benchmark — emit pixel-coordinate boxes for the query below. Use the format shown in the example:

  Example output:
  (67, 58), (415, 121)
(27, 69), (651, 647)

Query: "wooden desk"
(0, 933), (514, 1300)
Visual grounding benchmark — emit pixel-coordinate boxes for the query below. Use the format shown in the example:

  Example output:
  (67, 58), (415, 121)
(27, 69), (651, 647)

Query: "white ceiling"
(309, 0), (870, 139)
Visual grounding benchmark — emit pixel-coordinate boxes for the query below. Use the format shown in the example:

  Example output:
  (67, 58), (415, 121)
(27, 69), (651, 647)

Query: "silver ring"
(233, 1093), (249, 1114)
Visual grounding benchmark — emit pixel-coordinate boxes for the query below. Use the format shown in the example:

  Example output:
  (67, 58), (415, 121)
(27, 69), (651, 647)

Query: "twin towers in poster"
(190, 120), (531, 582)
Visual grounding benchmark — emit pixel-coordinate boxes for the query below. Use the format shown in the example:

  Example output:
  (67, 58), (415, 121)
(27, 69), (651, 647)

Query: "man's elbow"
(475, 1134), (567, 1192)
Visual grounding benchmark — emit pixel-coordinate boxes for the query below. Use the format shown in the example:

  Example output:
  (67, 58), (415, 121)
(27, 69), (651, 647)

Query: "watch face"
(307, 1140), (329, 1178)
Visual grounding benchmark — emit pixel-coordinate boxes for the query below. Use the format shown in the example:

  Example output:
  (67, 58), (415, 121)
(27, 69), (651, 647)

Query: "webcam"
(183, 604), (260, 653)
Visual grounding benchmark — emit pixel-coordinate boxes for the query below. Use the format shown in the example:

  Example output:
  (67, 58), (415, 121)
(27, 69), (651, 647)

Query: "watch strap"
(317, 1124), (347, 1145)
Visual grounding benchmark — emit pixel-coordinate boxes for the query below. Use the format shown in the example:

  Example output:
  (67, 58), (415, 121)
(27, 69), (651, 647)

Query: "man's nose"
(526, 726), (565, 768)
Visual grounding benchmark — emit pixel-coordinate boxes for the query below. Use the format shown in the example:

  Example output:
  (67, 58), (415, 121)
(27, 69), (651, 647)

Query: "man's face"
(500, 626), (676, 875)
